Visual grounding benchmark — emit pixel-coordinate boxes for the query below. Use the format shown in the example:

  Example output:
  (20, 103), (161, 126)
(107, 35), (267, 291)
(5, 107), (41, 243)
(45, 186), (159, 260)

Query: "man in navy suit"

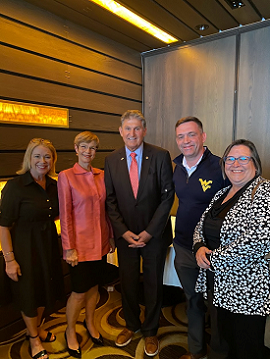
(104, 110), (174, 356)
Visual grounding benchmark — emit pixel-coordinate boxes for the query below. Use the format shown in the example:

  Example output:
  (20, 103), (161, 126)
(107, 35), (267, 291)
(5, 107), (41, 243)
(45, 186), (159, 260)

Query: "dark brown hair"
(175, 116), (203, 132)
(220, 139), (262, 178)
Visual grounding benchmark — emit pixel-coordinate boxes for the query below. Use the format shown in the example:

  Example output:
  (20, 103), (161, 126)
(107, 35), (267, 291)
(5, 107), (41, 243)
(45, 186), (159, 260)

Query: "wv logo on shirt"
(199, 178), (213, 192)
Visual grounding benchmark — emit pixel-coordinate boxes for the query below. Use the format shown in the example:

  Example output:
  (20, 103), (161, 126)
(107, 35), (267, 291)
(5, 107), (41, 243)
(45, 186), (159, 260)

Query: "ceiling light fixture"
(195, 24), (209, 31)
(224, 0), (245, 9)
(88, 0), (178, 44)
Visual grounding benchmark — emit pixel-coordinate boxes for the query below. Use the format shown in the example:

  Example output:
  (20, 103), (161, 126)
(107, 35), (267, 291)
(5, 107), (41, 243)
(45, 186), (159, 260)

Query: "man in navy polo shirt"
(173, 116), (228, 359)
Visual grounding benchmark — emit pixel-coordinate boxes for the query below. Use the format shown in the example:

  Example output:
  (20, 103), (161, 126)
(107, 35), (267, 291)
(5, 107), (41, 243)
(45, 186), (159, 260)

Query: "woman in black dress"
(0, 138), (63, 359)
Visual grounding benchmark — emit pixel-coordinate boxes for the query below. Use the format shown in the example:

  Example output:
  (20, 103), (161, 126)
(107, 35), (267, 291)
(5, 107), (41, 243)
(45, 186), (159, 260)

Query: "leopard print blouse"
(193, 176), (270, 315)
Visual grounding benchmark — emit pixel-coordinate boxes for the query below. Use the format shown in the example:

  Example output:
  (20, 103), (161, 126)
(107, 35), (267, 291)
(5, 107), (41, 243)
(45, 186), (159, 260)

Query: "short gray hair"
(121, 110), (146, 129)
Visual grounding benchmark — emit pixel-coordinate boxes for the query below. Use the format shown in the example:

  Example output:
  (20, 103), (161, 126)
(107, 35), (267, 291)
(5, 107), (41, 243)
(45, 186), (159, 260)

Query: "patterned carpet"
(1, 281), (270, 359)
(0, 281), (192, 359)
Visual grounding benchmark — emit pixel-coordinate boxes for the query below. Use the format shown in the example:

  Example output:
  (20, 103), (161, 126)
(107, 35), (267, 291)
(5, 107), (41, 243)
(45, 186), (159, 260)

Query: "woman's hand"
(0, 226), (21, 281)
(6, 259), (22, 282)
(109, 238), (116, 253)
(196, 246), (212, 269)
(65, 249), (78, 267)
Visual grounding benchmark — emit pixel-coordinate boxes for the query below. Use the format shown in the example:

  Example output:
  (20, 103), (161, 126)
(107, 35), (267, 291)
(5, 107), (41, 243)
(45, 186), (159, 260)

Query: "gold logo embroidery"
(199, 178), (213, 192)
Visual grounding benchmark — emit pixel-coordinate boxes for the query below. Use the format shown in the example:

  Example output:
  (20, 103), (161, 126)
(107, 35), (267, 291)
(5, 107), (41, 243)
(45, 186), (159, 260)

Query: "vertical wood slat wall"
(0, 0), (141, 340)
(0, 0), (142, 178)
(142, 20), (270, 180)
(236, 25), (270, 165)
(143, 35), (236, 160)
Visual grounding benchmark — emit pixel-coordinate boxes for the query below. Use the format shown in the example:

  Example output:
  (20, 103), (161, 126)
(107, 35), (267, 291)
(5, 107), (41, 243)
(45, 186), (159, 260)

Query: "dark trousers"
(207, 290), (230, 359)
(117, 237), (167, 337)
(218, 307), (267, 359)
(174, 243), (229, 358)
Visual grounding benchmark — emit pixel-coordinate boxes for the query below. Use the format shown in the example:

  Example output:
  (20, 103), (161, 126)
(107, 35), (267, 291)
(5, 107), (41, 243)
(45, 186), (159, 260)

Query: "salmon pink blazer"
(58, 163), (113, 262)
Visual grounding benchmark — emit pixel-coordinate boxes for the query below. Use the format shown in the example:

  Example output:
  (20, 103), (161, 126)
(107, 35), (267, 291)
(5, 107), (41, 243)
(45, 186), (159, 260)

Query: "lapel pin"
(121, 157), (125, 161)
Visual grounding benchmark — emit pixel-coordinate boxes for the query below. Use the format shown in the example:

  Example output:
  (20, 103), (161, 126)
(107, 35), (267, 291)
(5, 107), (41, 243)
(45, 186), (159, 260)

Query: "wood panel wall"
(0, 0), (141, 340)
(0, 0), (142, 179)
(142, 21), (270, 179)
(237, 25), (270, 178)
(143, 35), (236, 160)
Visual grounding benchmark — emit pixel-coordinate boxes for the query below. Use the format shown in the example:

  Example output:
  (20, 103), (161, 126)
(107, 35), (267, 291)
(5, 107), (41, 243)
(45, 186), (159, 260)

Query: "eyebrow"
(177, 131), (197, 136)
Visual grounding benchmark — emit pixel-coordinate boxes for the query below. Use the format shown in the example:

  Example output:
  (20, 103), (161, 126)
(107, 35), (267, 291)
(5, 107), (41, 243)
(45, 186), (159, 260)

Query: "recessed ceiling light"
(195, 24), (209, 31)
(88, 0), (178, 44)
(224, 0), (245, 9)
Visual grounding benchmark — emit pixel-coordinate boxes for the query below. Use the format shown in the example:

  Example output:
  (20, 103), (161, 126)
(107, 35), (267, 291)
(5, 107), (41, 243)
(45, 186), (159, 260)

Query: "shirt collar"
(125, 142), (144, 158)
(22, 171), (56, 187)
(73, 162), (100, 175)
(182, 147), (205, 170)
(22, 171), (36, 186)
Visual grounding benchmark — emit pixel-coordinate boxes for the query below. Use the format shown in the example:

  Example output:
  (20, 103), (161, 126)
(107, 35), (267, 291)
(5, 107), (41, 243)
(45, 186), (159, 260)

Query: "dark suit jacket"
(104, 142), (175, 247)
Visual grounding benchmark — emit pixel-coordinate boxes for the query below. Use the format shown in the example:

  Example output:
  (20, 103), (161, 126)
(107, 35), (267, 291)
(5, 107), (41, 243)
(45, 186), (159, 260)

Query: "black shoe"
(26, 331), (56, 343)
(83, 320), (104, 346)
(32, 350), (48, 359)
(28, 334), (48, 359)
(64, 331), (81, 358)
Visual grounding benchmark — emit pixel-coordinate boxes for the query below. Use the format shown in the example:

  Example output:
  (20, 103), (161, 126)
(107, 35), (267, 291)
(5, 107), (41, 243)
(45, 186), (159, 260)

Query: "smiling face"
(30, 145), (52, 179)
(75, 141), (97, 170)
(176, 121), (206, 166)
(119, 117), (147, 151)
(225, 145), (256, 189)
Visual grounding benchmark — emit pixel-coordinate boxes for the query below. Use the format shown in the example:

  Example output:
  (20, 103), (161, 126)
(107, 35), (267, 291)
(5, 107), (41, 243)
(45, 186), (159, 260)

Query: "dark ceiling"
(24, 0), (270, 52)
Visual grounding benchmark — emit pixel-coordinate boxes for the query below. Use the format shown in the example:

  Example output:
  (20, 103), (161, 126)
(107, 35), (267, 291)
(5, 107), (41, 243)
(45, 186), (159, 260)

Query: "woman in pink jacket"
(58, 131), (115, 358)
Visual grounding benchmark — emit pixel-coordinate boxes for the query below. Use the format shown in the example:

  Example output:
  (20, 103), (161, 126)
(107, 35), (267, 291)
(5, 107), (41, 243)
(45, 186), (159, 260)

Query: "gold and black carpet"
(1, 281), (270, 359)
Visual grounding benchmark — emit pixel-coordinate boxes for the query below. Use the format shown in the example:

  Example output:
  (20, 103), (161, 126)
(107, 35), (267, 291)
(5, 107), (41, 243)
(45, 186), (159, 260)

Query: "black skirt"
(69, 255), (107, 293)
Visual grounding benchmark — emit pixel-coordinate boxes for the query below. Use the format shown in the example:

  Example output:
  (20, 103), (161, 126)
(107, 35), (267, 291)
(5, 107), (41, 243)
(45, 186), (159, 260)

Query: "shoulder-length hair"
(17, 138), (57, 176)
(220, 139), (262, 179)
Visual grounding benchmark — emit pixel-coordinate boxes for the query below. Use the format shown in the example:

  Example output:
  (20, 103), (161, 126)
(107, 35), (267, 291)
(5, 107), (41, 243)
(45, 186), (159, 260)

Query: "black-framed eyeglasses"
(224, 156), (252, 165)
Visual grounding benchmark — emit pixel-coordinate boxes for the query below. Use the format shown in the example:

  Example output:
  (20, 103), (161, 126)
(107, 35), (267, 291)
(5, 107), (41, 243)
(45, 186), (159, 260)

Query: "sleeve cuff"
(193, 242), (206, 254)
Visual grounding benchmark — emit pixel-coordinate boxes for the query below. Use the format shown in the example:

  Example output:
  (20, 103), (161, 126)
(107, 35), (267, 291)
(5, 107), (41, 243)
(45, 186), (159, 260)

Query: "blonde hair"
(17, 138), (57, 176)
(74, 131), (99, 147)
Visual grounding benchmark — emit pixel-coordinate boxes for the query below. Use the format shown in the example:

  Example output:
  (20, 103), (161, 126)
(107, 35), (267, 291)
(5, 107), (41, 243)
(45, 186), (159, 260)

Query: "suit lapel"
(137, 143), (152, 198)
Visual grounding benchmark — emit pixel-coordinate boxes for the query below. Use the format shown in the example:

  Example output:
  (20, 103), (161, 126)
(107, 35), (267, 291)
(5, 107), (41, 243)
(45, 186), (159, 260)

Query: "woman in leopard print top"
(193, 139), (270, 359)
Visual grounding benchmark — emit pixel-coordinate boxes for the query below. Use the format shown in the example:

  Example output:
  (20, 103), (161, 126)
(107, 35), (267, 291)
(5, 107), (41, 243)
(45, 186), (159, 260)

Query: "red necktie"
(129, 152), (139, 198)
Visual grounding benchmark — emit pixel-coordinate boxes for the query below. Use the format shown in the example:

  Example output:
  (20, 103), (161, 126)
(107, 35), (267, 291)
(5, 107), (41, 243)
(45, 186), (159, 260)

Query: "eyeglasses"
(224, 156), (252, 165)
(79, 144), (98, 151)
